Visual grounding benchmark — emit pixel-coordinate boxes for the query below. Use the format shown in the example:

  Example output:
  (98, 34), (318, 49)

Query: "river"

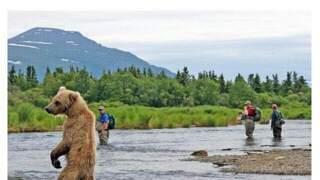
(8, 120), (311, 180)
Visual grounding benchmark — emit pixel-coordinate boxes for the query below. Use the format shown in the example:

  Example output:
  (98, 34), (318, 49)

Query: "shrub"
(17, 103), (35, 122)
(8, 111), (19, 127)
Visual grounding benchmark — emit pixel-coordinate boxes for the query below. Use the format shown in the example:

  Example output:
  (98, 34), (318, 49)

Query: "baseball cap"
(98, 105), (104, 110)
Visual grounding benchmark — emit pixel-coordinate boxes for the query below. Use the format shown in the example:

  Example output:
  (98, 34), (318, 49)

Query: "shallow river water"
(8, 120), (311, 180)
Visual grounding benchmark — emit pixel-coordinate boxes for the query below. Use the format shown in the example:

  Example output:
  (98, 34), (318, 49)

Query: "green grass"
(8, 103), (64, 132)
(89, 103), (240, 129)
(259, 106), (311, 124)
(8, 103), (311, 132)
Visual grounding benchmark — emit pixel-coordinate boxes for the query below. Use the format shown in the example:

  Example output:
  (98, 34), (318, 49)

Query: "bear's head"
(45, 86), (80, 115)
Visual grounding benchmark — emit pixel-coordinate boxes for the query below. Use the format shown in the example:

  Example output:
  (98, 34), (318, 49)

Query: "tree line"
(8, 65), (310, 108)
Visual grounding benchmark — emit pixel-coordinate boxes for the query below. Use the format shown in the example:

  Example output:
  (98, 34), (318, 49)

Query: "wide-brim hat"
(244, 100), (251, 105)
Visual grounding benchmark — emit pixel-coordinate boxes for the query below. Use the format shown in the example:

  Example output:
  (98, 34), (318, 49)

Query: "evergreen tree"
(292, 71), (299, 93)
(235, 73), (245, 83)
(263, 75), (272, 92)
(218, 74), (226, 94)
(176, 70), (181, 81)
(54, 67), (64, 77)
(208, 70), (217, 81)
(198, 72), (204, 79)
(253, 74), (262, 93)
(157, 70), (167, 79)
(247, 74), (255, 88)
(282, 72), (293, 95)
(8, 66), (17, 84)
(298, 76), (307, 86)
(45, 67), (51, 76)
(178, 67), (191, 86)
(69, 65), (75, 73)
(15, 69), (28, 90)
(272, 74), (280, 94)
(225, 81), (232, 93)
(136, 68), (141, 76)
(147, 68), (154, 77)
(294, 75), (308, 93)
(26, 65), (38, 88)
(143, 68), (147, 77)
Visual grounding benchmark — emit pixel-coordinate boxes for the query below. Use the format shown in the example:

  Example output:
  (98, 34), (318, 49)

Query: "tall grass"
(8, 102), (311, 132)
(8, 103), (64, 132)
(89, 103), (239, 129)
(259, 106), (311, 124)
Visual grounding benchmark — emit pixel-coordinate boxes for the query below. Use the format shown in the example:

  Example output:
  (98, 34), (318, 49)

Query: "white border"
(311, 3), (319, 180)
(2, 0), (313, 11)
(0, 7), (7, 179)
(0, 0), (316, 179)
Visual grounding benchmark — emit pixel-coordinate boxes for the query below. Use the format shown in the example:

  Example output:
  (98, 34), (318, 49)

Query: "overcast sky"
(8, 11), (311, 80)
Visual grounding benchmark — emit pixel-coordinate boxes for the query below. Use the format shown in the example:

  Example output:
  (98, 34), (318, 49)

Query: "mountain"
(8, 27), (175, 79)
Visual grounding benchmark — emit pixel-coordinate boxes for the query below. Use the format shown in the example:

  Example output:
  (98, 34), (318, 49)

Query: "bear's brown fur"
(45, 87), (96, 180)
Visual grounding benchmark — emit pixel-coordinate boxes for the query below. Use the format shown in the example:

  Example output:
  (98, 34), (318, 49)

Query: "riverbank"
(190, 149), (311, 175)
(8, 104), (311, 133)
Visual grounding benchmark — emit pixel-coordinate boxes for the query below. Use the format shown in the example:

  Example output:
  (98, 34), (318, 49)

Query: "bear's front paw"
(52, 159), (62, 169)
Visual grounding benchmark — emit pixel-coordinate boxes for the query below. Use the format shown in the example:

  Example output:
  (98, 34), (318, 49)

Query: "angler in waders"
(243, 100), (256, 139)
(96, 106), (110, 145)
(271, 104), (285, 139)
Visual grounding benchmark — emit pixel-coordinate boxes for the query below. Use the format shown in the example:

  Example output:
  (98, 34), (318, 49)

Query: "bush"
(8, 111), (19, 127)
(17, 103), (35, 122)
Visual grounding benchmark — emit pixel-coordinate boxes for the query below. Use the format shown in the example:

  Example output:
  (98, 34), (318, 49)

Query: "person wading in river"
(271, 104), (284, 139)
(243, 100), (256, 139)
(96, 105), (110, 145)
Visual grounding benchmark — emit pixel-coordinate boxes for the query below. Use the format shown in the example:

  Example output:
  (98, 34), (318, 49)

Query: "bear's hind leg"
(80, 168), (95, 180)
(57, 166), (80, 180)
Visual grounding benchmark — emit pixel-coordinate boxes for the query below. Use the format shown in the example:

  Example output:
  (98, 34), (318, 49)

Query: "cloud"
(109, 34), (311, 80)
(8, 10), (311, 80)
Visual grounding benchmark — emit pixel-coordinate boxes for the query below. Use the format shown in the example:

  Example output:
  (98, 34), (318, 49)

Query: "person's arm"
(244, 107), (248, 115)
(271, 112), (276, 128)
(101, 114), (109, 131)
(102, 122), (109, 130)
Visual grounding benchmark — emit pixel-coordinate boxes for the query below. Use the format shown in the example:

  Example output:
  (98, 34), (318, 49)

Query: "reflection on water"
(244, 137), (257, 146)
(8, 120), (311, 180)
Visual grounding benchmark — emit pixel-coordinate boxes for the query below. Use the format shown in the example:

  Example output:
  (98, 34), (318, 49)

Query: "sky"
(8, 11), (311, 80)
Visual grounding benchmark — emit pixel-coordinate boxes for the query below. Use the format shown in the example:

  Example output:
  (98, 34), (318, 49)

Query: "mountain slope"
(8, 27), (175, 79)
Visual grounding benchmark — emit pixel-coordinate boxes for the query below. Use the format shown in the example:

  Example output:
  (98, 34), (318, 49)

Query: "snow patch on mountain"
(22, 41), (53, 45)
(8, 60), (22, 65)
(8, 43), (39, 49)
(66, 41), (79, 46)
(61, 58), (70, 62)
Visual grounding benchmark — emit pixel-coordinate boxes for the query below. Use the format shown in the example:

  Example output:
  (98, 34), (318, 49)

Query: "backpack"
(253, 107), (262, 122)
(108, 115), (116, 130)
(247, 105), (256, 117)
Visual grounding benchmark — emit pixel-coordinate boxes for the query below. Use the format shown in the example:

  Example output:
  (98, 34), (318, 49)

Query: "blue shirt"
(100, 113), (109, 123)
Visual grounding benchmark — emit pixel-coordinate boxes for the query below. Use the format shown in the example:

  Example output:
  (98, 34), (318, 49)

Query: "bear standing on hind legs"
(45, 87), (96, 180)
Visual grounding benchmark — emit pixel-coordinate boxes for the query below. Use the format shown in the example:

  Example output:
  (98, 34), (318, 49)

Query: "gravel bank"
(190, 149), (311, 175)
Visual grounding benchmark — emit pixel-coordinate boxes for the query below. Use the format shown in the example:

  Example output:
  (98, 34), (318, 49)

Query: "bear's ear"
(59, 86), (67, 92)
(69, 92), (80, 103)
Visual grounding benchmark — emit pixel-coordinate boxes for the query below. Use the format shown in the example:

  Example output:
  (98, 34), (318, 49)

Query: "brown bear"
(45, 87), (96, 180)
